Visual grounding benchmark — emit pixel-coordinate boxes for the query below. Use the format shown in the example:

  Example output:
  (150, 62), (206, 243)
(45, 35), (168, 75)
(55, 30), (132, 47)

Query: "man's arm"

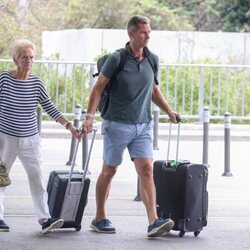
(82, 73), (109, 133)
(152, 84), (180, 123)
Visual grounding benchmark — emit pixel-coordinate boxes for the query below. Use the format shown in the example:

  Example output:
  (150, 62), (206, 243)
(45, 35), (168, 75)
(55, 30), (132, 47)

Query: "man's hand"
(168, 111), (181, 123)
(81, 118), (94, 136)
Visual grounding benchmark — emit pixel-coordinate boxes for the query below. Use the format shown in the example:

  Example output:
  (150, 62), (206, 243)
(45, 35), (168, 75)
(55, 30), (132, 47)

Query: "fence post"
(37, 105), (42, 135)
(202, 107), (210, 167)
(81, 110), (89, 171)
(222, 112), (233, 177)
(134, 177), (141, 201)
(66, 104), (82, 166)
(89, 64), (95, 90)
(153, 105), (160, 150)
(198, 67), (205, 122)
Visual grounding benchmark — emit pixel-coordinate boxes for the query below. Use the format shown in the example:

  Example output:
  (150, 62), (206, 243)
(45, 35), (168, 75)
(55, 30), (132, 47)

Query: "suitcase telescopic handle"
(81, 128), (97, 181)
(166, 122), (181, 163)
(68, 128), (97, 184)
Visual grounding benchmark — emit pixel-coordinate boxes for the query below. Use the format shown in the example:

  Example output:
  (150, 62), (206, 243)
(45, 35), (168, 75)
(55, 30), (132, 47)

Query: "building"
(42, 29), (250, 64)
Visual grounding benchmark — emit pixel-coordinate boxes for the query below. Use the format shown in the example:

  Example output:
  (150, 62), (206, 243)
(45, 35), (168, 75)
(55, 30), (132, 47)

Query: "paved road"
(1, 124), (250, 249)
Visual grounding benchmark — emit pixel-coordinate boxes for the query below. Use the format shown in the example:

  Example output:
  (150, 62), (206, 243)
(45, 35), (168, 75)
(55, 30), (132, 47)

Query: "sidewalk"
(1, 125), (250, 250)
(40, 121), (250, 141)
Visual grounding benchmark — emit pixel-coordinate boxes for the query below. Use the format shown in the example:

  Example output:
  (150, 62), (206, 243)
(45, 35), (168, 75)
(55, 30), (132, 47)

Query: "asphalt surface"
(1, 122), (250, 250)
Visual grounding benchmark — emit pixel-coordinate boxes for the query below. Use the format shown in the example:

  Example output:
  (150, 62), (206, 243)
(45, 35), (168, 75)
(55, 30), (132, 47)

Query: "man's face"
(129, 23), (151, 48)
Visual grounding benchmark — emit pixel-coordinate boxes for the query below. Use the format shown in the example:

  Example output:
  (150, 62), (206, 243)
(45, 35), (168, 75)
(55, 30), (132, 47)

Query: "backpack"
(92, 47), (158, 117)
(0, 159), (11, 187)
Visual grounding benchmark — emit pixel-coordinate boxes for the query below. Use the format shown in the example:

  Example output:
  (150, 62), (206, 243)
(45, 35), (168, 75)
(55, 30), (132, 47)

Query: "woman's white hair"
(12, 39), (35, 59)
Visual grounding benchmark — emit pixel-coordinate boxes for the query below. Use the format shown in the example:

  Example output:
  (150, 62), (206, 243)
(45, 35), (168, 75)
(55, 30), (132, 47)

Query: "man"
(82, 15), (180, 237)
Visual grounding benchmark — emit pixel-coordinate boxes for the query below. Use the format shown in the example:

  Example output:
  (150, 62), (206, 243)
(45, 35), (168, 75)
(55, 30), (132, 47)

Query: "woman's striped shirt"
(0, 71), (62, 138)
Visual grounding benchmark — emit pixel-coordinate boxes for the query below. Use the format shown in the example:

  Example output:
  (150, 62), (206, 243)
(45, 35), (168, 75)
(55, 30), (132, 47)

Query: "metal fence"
(1, 59), (250, 122)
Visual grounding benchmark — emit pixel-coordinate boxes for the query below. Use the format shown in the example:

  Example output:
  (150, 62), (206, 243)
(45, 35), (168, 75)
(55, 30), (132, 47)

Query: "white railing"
(1, 59), (250, 122)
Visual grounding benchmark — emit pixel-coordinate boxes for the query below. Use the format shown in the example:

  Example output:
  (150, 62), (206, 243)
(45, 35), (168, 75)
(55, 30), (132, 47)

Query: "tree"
(62, 0), (131, 29)
(217, 0), (250, 32)
(0, 0), (249, 59)
(129, 0), (194, 30)
(0, 0), (65, 57)
(159, 0), (250, 32)
(0, 1), (25, 57)
(182, 0), (221, 31)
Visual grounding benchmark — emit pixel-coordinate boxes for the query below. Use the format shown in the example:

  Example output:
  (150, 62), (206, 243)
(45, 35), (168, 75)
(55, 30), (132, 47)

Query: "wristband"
(85, 113), (95, 119)
(66, 122), (73, 130)
(63, 121), (73, 130)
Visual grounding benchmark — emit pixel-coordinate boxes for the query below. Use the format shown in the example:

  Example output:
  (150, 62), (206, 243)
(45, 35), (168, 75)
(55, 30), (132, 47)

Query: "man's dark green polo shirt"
(101, 44), (159, 124)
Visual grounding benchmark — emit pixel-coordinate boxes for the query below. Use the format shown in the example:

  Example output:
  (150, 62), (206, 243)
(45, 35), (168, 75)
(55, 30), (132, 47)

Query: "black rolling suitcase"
(153, 123), (208, 237)
(47, 129), (97, 231)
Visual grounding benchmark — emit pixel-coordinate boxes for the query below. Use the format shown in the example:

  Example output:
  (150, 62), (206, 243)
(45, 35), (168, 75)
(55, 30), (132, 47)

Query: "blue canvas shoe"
(90, 218), (116, 234)
(0, 220), (9, 232)
(147, 218), (174, 237)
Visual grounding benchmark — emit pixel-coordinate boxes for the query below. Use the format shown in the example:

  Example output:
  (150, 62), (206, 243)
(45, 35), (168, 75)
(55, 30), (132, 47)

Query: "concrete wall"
(42, 29), (250, 64)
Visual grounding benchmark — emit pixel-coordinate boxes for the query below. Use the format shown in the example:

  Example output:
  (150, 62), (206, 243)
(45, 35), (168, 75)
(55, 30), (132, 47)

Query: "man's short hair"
(127, 15), (150, 31)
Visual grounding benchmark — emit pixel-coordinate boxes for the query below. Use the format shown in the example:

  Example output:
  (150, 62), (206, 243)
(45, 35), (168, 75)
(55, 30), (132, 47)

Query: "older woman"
(0, 39), (81, 234)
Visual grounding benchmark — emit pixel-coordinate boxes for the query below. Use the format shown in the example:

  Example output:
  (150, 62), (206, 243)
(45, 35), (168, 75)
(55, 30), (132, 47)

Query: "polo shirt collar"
(125, 42), (150, 58)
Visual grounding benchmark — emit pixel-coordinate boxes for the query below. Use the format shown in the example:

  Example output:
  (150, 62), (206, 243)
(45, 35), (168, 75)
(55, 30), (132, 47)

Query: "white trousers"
(0, 132), (50, 222)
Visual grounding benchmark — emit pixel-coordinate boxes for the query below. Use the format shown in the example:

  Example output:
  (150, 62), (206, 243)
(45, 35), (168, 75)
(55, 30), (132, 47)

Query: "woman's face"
(14, 47), (34, 72)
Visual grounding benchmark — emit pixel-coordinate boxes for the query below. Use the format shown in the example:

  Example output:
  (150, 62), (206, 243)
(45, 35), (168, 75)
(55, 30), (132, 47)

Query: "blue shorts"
(101, 120), (154, 166)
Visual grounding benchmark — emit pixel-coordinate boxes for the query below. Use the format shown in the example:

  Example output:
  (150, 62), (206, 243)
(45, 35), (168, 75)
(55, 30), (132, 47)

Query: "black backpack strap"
(114, 48), (127, 77)
(93, 48), (127, 79)
(92, 72), (99, 78)
(144, 47), (159, 85)
(148, 56), (159, 85)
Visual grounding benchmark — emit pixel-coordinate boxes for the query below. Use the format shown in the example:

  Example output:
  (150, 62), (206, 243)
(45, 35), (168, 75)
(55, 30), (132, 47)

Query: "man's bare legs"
(134, 158), (174, 237)
(134, 158), (157, 224)
(90, 162), (117, 233)
(95, 162), (117, 220)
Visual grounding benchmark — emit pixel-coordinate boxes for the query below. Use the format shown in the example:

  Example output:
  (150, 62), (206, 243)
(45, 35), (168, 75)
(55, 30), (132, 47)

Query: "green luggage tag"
(169, 160), (178, 168)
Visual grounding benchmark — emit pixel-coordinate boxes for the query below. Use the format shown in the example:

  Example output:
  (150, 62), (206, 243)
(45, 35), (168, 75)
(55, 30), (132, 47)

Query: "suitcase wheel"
(179, 231), (185, 237)
(203, 218), (208, 226)
(194, 231), (200, 237)
(75, 225), (81, 231)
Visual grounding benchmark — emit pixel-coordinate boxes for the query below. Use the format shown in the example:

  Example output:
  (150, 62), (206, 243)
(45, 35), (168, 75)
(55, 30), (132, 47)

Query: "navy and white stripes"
(0, 71), (61, 137)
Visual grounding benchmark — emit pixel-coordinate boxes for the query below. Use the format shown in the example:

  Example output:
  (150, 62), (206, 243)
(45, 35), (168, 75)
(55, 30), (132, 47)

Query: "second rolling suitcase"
(47, 129), (96, 231)
(153, 123), (208, 237)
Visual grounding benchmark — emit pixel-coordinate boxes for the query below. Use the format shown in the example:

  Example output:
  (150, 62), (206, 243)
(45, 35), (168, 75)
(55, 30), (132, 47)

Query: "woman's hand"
(68, 125), (82, 141)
